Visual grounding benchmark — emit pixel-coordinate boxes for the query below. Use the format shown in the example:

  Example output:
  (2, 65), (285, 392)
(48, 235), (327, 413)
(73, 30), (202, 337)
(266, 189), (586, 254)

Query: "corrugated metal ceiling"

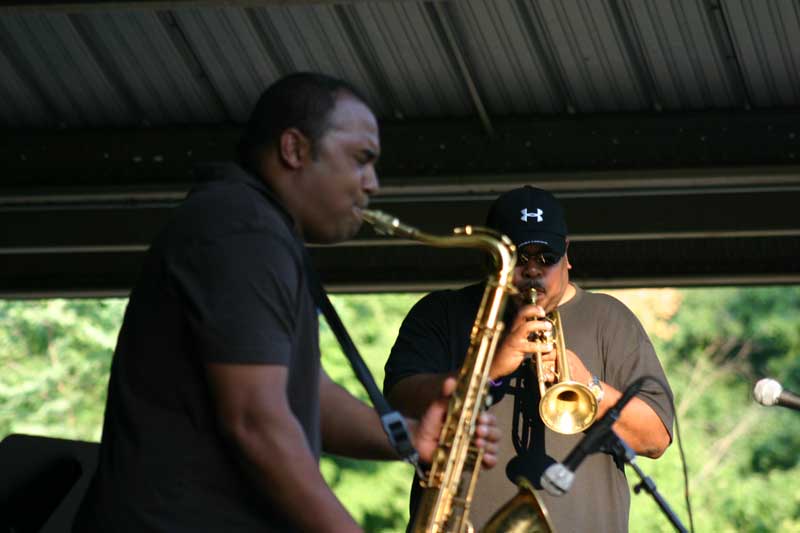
(1, 0), (798, 130)
(2, 0), (800, 294)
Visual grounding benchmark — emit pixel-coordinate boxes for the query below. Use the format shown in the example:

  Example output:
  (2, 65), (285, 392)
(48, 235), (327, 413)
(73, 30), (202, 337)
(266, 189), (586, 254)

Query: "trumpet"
(527, 287), (598, 435)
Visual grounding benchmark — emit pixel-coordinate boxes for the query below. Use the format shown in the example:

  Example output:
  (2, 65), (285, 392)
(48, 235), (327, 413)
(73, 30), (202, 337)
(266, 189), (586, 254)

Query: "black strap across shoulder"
(302, 247), (423, 474)
(226, 162), (423, 473)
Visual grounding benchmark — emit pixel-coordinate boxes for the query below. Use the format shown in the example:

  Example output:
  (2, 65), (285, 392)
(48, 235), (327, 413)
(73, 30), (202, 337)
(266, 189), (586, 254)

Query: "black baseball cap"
(485, 186), (568, 256)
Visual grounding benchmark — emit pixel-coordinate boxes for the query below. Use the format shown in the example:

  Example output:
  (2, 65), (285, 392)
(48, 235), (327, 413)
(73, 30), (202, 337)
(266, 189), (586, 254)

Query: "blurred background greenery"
(1, 287), (799, 532)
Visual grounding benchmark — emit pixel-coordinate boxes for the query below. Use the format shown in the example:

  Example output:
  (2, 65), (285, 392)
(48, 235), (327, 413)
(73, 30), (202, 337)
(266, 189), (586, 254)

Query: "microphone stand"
(605, 432), (688, 533)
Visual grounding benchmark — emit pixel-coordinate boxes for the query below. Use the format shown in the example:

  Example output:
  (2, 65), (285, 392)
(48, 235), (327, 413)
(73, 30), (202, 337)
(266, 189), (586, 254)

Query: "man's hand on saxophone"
(404, 376), (502, 469)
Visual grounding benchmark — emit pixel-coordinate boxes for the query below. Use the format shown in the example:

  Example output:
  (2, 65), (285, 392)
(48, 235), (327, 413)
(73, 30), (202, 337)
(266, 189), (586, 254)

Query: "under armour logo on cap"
(485, 186), (567, 256)
(520, 208), (543, 223)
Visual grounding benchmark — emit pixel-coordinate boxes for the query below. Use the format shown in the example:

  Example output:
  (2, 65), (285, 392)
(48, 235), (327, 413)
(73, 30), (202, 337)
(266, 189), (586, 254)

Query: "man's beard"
(517, 278), (546, 293)
(512, 278), (546, 309)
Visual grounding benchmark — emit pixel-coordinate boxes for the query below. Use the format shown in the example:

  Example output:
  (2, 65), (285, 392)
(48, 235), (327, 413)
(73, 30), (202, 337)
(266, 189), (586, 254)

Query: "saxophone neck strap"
(302, 247), (422, 474)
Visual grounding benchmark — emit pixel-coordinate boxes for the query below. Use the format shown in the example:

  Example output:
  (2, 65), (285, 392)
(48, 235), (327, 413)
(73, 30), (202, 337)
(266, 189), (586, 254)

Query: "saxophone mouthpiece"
(362, 209), (415, 238)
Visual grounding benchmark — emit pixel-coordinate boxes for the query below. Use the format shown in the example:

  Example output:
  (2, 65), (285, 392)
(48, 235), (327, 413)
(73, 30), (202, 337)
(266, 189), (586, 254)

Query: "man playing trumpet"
(384, 186), (674, 532)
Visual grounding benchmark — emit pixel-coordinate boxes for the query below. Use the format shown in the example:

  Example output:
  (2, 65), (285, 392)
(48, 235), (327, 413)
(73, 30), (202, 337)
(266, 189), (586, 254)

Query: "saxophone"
(362, 209), (554, 533)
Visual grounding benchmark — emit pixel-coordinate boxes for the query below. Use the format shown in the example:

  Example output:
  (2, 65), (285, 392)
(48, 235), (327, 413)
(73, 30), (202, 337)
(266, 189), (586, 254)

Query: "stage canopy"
(1, 0), (799, 296)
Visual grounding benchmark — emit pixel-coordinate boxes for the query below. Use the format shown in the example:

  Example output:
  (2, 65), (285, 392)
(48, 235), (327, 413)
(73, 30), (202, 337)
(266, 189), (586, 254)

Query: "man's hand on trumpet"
(488, 301), (553, 382)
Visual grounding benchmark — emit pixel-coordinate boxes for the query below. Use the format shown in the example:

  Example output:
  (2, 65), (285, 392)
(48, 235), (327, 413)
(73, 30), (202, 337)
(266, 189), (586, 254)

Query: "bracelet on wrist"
(588, 375), (604, 403)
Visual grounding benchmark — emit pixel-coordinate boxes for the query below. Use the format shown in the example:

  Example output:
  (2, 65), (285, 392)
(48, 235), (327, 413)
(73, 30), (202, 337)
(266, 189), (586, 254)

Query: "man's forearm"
(560, 350), (671, 458)
(596, 383), (671, 458)
(385, 373), (452, 419)
(226, 410), (360, 532)
(320, 373), (408, 459)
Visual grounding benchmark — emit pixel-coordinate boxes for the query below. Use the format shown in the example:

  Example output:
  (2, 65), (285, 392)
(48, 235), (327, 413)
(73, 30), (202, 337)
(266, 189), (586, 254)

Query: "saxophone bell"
(482, 477), (556, 533)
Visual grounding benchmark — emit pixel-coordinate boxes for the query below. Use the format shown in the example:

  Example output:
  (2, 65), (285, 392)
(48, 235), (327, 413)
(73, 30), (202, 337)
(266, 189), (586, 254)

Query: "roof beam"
(2, 180), (799, 297)
(3, 109), (800, 296)
(4, 183), (800, 248)
(3, 233), (799, 298)
(3, 109), (800, 190)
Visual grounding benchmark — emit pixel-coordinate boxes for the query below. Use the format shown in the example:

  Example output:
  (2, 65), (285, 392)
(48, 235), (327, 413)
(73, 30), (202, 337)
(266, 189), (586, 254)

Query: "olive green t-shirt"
(385, 283), (674, 533)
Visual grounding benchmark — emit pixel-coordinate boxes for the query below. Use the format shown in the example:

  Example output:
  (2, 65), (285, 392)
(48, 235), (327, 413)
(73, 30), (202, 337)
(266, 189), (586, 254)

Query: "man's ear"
(564, 239), (572, 270)
(278, 128), (311, 169)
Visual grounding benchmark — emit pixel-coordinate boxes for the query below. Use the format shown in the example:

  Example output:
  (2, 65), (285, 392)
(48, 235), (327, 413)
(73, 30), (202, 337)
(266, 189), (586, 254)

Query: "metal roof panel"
(0, 45), (50, 126)
(344, 1), (473, 118)
(252, 4), (386, 114)
(0, 0), (799, 130)
(625, 0), (738, 110)
(452, 0), (564, 115)
(74, 10), (224, 125)
(0, 13), (132, 126)
(172, 7), (280, 122)
(723, 0), (800, 107)
(527, 0), (646, 112)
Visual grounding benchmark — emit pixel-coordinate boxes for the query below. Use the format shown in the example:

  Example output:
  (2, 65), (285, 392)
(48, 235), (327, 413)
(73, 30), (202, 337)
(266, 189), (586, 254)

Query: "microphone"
(540, 378), (644, 496)
(753, 378), (800, 411)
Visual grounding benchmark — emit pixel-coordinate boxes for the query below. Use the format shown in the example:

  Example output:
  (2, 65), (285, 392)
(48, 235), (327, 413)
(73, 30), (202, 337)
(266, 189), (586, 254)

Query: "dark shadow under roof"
(1, 0), (799, 296)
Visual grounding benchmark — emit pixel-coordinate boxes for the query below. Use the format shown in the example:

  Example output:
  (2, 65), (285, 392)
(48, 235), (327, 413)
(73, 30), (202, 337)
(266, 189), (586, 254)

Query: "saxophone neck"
(362, 208), (517, 288)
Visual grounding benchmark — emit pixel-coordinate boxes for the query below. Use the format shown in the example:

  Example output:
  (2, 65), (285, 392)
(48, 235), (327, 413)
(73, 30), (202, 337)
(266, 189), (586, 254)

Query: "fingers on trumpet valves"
(524, 314), (553, 338)
(526, 332), (555, 354)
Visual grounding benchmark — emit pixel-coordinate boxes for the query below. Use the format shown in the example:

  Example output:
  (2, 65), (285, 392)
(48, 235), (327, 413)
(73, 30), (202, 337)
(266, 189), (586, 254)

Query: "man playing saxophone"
(74, 73), (501, 533)
(384, 186), (674, 532)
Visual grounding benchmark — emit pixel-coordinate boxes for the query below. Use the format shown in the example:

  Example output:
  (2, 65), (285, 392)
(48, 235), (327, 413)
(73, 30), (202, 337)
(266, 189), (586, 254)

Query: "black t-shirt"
(74, 163), (320, 532)
(385, 282), (674, 533)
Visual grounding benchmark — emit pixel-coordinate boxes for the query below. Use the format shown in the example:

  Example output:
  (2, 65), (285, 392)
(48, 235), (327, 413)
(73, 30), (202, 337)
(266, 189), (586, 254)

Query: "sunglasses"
(517, 251), (562, 268)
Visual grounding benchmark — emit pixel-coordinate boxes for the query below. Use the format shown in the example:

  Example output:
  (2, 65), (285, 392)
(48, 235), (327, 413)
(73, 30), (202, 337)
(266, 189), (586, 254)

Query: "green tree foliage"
(626, 286), (800, 533)
(0, 299), (125, 441)
(319, 293), (421, 531)
(2, 287), (800, 532)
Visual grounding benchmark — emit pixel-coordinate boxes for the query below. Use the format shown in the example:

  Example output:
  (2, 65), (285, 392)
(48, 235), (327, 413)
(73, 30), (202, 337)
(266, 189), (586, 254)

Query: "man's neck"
(557, 282), (576, 307)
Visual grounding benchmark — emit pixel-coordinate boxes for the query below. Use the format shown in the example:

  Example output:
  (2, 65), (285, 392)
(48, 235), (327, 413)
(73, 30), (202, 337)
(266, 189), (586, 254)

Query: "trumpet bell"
(539, 381), (599, 435)
(526, 288), (599, 435)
